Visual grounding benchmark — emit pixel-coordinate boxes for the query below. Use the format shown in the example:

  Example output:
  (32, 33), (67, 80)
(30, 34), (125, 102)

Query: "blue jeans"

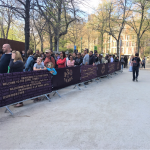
(121, 64), (124, 70)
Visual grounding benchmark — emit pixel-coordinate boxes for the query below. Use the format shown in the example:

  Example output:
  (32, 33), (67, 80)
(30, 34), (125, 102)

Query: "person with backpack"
(44, 49), (55, 68)
(120, 56), (124, 70)
(132, 53), (141, 82)
(24, 49), (35, 71)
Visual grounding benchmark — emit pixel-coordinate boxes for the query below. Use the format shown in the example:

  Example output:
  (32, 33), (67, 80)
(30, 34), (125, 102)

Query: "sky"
(79, 0), (102, 15)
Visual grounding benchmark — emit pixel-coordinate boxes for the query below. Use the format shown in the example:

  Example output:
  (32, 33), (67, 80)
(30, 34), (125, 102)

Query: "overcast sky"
(79, 0), (102, 15)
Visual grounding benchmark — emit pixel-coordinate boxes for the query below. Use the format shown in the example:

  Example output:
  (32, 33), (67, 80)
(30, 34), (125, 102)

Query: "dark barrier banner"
(108, 62), (116, 74)
(52, 66), (81, 91)
(0, 70), (52, 107)
(80, 65), (97, 82)
(97, 63), (108, 77)
(115, 62), (121, 71)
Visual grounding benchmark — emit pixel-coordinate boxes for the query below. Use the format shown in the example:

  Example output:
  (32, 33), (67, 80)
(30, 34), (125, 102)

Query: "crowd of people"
(0, 44), (146, 106)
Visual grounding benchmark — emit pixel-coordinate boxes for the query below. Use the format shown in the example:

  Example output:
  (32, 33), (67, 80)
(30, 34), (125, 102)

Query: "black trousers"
(133, 67), (139, 80)
(142, 63), (145, 68)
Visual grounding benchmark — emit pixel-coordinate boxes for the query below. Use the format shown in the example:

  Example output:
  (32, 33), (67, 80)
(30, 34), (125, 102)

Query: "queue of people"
(0, 44), (147, 106)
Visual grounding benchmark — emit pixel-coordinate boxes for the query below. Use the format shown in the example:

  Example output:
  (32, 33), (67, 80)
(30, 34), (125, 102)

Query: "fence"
(0, 38), (25, 52)
(0, 62), (121, 115)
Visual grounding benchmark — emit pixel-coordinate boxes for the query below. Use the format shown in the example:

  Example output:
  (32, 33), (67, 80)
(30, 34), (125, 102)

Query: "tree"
(127, 0), (150, 53)
(0, 1), (14, 39)
(35, 0), (81, 52)
(0, 0), (34, 57)
(90, 3), (109, 53)
(104, 0), (132, 56)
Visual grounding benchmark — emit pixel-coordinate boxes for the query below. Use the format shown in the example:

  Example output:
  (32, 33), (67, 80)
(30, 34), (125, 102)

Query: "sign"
(115, 62), (121, 71)
(52, 66), (81, 90)
(97, 64), (108, 77)
(108, 62), (116, 74)
(94, 46), (97, 50)
(0, 70), (52, 107)
(80, 65), (97, 82)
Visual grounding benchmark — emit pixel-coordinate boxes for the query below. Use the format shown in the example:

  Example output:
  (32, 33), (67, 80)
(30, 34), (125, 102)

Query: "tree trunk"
(117, 40), (120, 56)
(101, 33), (104, 53)
(54, 37), (57, 52)
(50, 35), (53, 50)
(25, 0), (30, 58)
(57, 38), (59, 52)
(40, 36), (43, 52)
(137, 36), (140, 54)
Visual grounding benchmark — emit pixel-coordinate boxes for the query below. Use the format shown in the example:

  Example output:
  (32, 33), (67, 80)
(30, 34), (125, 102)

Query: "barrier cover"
(97, 63), (108, 77)
(80, 65), (97, 82)
(116, 62), (121, 71)
(52, 66), (81, 90)
(0, 70), (52, 107)
(108, 62), (116, 74)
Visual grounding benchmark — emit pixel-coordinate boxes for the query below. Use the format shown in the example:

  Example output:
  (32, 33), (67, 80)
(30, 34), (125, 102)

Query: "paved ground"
(0, 65), (150, 149)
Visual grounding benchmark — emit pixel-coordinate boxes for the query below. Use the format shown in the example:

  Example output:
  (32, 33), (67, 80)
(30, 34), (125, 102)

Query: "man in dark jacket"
(132, 53), (141, 82)
(75, 53), (83, 65)
(0, 44), (12, 73)
(89, 51), (95, 66)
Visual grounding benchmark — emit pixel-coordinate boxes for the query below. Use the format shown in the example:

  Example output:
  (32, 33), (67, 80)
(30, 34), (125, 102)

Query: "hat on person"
(45, 49), (50, 53)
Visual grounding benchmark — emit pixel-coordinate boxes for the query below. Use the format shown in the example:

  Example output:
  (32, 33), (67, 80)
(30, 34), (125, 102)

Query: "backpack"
(133, 57), (138, 67)
(121, 58), (124, 63)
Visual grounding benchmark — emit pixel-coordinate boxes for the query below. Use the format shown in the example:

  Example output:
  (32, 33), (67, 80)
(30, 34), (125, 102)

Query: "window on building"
(132, 42), (134, 46)
(132, 35), (134, 39)
(121, 48), (124, 53)
(127, 35), (130, 40)
(126, 42), (129, 47)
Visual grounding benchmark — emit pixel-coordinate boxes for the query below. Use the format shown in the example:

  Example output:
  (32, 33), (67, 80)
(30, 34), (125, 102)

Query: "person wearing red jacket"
(57, 51), (66, 68)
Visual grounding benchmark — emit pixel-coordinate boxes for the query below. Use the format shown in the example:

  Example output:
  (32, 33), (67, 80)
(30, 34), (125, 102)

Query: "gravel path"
(0, 67), (150, 149)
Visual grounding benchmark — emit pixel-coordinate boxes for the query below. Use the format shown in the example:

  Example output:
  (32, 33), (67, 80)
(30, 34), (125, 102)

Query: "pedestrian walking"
(141, 57), (145, 69)
(120, 56), (124, 70)
(129, 56), (133, 72)
(132, 53), (141, 82)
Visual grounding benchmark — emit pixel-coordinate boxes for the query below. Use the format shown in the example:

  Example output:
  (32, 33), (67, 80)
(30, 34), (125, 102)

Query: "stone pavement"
(0, 66), (150, 149)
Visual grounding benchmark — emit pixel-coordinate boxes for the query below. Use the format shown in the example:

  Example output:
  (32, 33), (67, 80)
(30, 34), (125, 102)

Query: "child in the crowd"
(46, 62), (57, 75)
(33, 57), (46, 102)
(33, 57), (46, 70)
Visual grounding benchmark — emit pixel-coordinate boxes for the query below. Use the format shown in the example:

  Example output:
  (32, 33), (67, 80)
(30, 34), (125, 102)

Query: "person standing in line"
(75, 53), (83, 66)
(9, 51), (24, 107)
(110, 55), (114, 63)
(101, 54), (107, 64)
(0, 50), (3, 61)
(57, 51), (66, 68)
(83, 49), (89, 65)
(89, 51), (95, 66)
(0, 44), (12, 73)
(114, 56), (119, 62)
(24, 49), (35, 71)
(44, 49), (56, 68)
(33, 57), (46, 71)
(132, 53), (141, 82)
(66, 53), (69, 67)
(67, 55), (75, 67)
